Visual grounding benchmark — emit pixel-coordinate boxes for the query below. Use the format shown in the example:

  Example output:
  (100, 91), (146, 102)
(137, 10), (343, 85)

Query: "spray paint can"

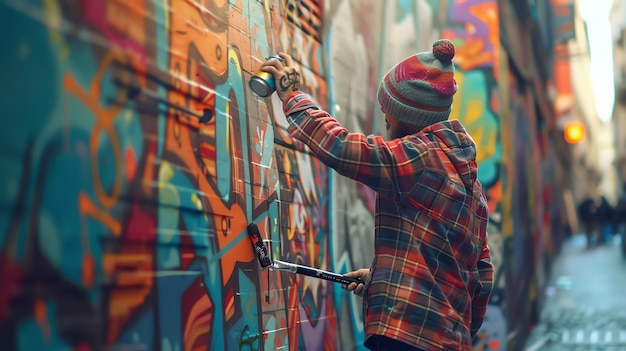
(249, 56), (284, 97)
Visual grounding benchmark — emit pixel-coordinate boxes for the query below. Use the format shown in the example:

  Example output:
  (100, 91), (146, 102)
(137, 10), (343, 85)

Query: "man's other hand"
(342, 268), (370, 296)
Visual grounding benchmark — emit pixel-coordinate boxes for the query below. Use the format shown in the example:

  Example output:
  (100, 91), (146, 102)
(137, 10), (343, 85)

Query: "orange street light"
(563, 121), (585, 144)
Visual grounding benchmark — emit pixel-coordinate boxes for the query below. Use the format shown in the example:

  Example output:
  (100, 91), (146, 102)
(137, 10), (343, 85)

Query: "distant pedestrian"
(615, 183), (626, 255)
(596, 196), (613, 245)
(577, 195), (597, 248)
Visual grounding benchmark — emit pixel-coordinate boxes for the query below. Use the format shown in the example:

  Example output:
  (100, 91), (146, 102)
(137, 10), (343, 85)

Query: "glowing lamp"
(563, 121), (585, 144)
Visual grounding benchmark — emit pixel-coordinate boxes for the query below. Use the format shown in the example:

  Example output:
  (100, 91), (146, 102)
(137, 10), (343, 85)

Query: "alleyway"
(524, 234), (626, 351)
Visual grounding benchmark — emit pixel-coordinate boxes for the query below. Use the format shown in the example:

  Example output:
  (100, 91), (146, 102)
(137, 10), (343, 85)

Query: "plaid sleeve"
(470, 238), (494, 337)
(282, 92), (428, 197)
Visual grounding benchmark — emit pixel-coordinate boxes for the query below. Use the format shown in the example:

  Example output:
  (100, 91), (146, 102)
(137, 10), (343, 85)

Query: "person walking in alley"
(596, 195), (614, 245)
(616, 183), (626, 255)
(577, 194), (598, 248)
(257, 40), (494, 351)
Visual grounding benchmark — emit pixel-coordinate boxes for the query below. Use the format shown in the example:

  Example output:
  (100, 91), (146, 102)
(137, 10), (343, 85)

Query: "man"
(258, 39), (493, 351)
(616, 183), (626, 255)
(577, 194), (597, 248)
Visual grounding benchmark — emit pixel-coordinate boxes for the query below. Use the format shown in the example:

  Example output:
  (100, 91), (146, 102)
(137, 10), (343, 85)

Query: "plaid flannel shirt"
(283, 92), (493, 351)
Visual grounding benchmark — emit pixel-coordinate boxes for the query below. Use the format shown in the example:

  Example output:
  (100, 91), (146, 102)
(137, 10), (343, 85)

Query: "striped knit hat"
(377, 39), (457, 126)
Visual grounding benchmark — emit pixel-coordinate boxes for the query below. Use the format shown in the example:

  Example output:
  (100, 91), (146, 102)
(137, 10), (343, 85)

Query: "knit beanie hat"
(377, 39), (457, 126)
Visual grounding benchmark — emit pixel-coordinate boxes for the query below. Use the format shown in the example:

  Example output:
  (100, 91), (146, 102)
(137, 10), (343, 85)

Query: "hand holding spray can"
(249, 56), (284, 97)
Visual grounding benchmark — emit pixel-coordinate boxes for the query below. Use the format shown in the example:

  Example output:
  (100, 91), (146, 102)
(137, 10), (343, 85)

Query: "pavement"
(524, 233), (626, 351)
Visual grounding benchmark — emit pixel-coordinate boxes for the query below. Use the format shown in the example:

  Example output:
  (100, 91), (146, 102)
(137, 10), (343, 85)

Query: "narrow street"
(524, 234), (626, 351)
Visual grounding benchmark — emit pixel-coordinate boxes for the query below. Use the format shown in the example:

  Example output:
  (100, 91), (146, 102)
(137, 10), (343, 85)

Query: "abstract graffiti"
(0, 0), (563, 350)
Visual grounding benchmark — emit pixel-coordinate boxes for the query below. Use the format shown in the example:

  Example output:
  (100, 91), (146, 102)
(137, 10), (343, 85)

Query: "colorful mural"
(0, 0), (562, 350)
(441, 1), (505, 350)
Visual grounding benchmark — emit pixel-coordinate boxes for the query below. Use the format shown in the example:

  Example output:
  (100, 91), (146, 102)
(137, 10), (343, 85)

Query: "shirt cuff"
(282, 91), (311, 115)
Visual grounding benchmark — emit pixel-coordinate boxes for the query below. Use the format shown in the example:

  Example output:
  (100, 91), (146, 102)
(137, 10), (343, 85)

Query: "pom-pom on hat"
(377, 39), (457, 126)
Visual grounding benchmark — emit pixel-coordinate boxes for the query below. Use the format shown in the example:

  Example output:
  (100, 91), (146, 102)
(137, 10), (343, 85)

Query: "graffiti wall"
(0, 0), (558, 350)
(0, 0), (336, 349)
